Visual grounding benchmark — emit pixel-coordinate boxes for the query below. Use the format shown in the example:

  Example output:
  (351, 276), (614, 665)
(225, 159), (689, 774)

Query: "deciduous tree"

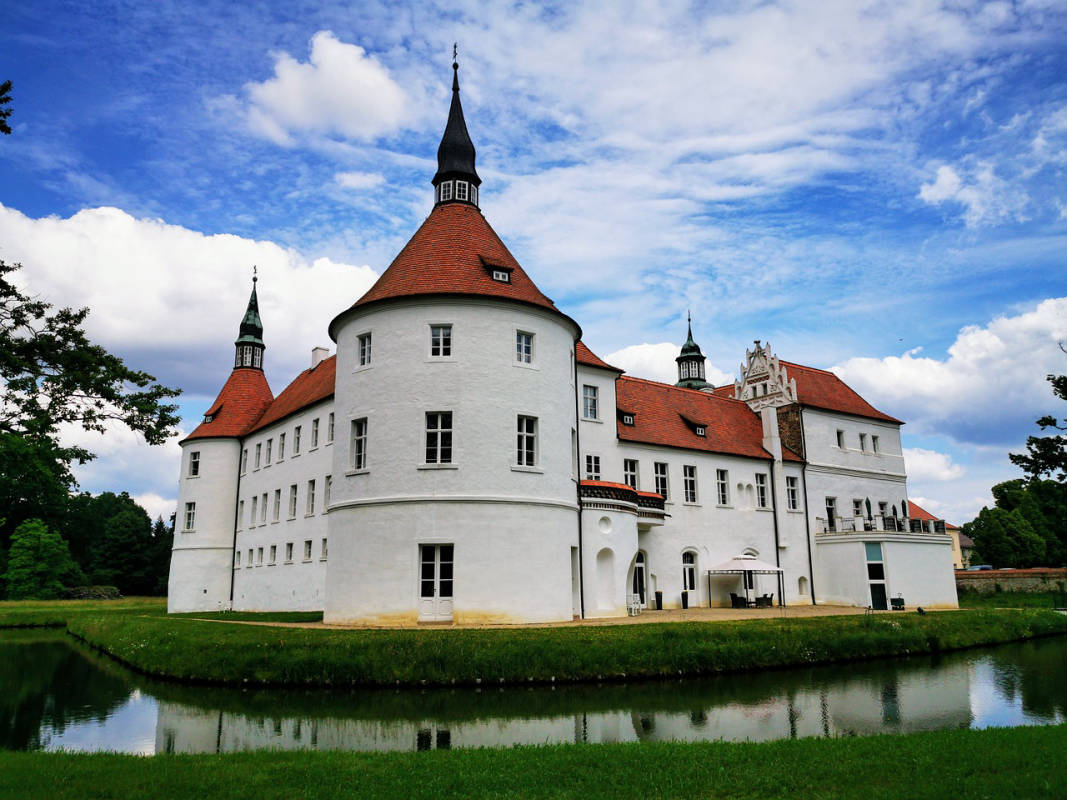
(4, 519), (83, 599)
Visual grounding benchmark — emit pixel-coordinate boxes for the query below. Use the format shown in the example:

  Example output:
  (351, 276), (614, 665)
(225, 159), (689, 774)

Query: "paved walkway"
(183, 604), (897, 631)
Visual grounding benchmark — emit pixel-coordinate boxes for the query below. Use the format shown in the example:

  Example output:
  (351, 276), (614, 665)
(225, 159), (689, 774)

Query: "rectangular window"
(516, 415), (537, 466)
(715, 469), (729, 505)
(237, 500), (244, 529)
(825, 497), (838, 531)
(241, 448), (248, 474)
(425, 412), (453, 464)
(285, 542), (293, 563)
(836, 430), (845, 448)
(654, 462), (669, 499)
(278, 432), (285, 460)
(188, 451), (200, 477)
(430, 325), (452, 357)
(311, 418), (319, 448)
(303, 540), (313, 561)
(265, 438), (272, 464)
(623, 459), (639, 489)
(247, 548), (253, 567)
(324, 475), (332, 510)
(755, 473), (768, 508)
(288, 485), (298, 519)
(585, 454), (601, 480)
(254, 443), (262, 469)
(257, 547), (263, 565)
(306, 480), (316, 515)
(327, 413), (335, 443)
(516, 331), (533, 363)
(269, 545), (277, 565)
(358, 332), (372, 366)
(859, 433), (867, 451)
(250, 496), (258, 527)
(786, 476), (799, 510)
(492, 268), (509, 282)
(684, 465), (698, 503)
(293, 426), (302, 454)
(183, 502), (196, 531)
(582, 385), (599, 419)
(273, 489), (281, 522)
(439, 181), (453, 202)
(260, 493), (267, 523)
(871, 435), (880, 453)
(321, 538), (328, 560)
(455, 180), (468, 201)
(878, 501), (888, 517)
(351, 418), (368, 470)
(235, 551), (241, 567)
(853, 498), (864, 517)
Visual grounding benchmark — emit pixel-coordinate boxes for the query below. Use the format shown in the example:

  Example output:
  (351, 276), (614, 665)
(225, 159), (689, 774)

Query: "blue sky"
(1, 0), (1065, 523)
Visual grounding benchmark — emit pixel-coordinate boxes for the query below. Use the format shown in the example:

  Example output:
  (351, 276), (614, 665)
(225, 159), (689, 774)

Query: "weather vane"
(252, 264), (257, 283)
(452, 42), (458, 62)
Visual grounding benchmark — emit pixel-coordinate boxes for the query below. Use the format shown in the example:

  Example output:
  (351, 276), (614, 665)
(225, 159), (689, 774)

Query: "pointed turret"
(676, 312), (710, 390)
(432, 56), (481, 207)
(234, 273), (265, 370)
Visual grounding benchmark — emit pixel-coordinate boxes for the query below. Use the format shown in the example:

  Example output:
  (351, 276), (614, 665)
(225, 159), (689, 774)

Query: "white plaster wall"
(231, 398), (334, 611)
(168, 439), (240, 612)
(802, 409), (905, 480)
(326, 297), (581, 624)
(581, 506), (639, 617)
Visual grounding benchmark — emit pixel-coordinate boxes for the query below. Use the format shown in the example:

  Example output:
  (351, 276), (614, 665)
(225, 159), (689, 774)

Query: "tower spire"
(432, 50), (481, 207)
(676, 311), (710, 390)
(234, 268), (265, 371)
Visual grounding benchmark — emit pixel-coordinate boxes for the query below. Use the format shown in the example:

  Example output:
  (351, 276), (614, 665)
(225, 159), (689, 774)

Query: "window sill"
(787, 508), (804, 514)
(716, 504), (733, 510)
(354, 364), (373, 373)
(325, 441), (333, 447)
(264, 463), (271, 469)
(424, 357), (456, 364)
(267, 563), (276, 567)
(683, 502), (702, 508)
(418, 463), (458, 470)
(756, 507), (772, 512)
(346, 468), (369, 477)
(271, 520), (280, 525)
(513, 362), (539, 371)
(302, 559), (312, 564)
(291, 452), (301, 459)
(309, 446), (318, 453)
(511, 465), (543, 474)
(304, 513), (315, 518)
(581, 417), (603, 424)
(319, 557), (328, 562)
(284, 560), (293, 565)
(186, 475), (200, 480)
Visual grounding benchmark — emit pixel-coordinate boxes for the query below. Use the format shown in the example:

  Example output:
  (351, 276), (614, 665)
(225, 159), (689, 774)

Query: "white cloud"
(605, 342), (732, 387)
(903, 447), (965, 481)
(335, 171), (386, 190)
(918, 161), (1028, 227)
(242, 31), (408, 145)
(833, 297), (1067, 446)
(133, 492), (178, 523)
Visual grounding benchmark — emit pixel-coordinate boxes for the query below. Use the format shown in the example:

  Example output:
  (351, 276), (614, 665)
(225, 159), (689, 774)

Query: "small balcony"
(816, 515), (946, 535)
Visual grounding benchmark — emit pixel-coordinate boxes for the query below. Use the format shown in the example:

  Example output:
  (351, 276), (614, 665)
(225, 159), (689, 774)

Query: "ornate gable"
(731, 340), (798, 411)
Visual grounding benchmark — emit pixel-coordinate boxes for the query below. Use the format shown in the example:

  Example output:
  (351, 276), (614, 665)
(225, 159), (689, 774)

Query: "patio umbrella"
(865, 497), (873, 521)
(902, 499), (909, 517)
(708, 555), (784, 605)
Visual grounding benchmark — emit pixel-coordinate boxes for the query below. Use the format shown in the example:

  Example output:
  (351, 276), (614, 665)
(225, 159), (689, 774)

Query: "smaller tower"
(233, 272), (265, 370)
(676, 312), (710, 390)
(431, 55), (481, 208)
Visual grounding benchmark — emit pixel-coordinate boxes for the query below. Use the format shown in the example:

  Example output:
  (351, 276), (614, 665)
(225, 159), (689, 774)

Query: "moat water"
(1, 630), (1064, 754)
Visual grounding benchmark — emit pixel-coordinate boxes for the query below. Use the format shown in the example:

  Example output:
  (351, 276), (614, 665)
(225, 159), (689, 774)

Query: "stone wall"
(955, 568), (1067, 595)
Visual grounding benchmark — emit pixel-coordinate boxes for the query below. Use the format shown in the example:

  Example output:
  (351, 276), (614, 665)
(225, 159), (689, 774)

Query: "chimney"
(311, 347), (329, 368)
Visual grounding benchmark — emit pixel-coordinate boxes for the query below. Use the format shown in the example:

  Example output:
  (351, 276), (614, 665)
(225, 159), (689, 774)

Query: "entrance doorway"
(865, 542), (887, 610)
(631, 551), (647, 607)
(419, 544), (454, 622)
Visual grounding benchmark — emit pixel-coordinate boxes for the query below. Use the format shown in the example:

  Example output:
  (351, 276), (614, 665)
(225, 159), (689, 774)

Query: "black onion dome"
(432, 61), (480, 188)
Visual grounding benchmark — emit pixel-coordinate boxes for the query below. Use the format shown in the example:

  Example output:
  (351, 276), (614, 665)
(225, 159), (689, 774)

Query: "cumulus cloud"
(335, 171), (386, 190)
(605, 342), (732, 387)
(242, 31), (408, 145)
(918, 161), (1028, 227)
(904, 448), (965, 481)
(833, 298), (1067, 446)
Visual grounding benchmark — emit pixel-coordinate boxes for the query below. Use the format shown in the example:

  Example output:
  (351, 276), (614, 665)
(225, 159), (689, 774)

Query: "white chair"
(627, 594), (642, 616)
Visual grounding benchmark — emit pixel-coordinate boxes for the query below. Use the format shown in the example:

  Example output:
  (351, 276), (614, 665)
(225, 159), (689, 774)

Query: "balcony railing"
(817, 515), (946, 535)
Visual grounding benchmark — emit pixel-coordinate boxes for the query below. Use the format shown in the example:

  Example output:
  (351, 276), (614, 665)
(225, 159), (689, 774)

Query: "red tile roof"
(713, 361), (901, 424)
(616, 377), (803, 461)
(330, 203), (578, 338)
(251, 355), (336, 433)
(576, 340), (623, 373)
(184, 368), (274, 442)
(908, 500), (940, 522)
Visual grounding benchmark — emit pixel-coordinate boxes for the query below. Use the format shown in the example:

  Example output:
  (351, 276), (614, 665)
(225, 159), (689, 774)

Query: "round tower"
(324, 60), (582, 625)
(168, 277), (273, 613)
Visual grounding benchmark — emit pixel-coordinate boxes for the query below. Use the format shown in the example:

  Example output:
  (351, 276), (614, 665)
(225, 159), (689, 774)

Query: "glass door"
(418, 544), (454, 622)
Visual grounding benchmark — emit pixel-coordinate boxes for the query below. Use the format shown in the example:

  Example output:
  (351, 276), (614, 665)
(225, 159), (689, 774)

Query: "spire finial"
(432, 47), (481, 203)
(252, 264), (257, 284)
(453, 42), (458, 63)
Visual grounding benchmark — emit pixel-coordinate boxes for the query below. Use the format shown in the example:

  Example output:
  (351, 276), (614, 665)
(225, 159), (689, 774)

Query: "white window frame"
(439, 181), (453, 202)
(273, 489), (281, 522)
(493, 269), (510, 283)
(853, 498), (864, 518)
(786, 476), (799, 510)
(321, 538), (328, 560)
(311, 418), (319, 449)
(683, 465), (698, 504)
(183, 502), (196, 531)
(358, 332), (372, 366)
(256, 547), (263, 565)
(288, 485), (298, 519)
(235, 551), (241, 568)
(351, 418), (368, 470)
(265, 438), (272, 465)
(260, 492), (267, 523)
(430, 324), (452, 358)
(188, 451), (200, 477)
(582, 385), (599, 420)
(654, 462), (669, 500)
(327, 413), (335, 443)
(269, 545), (277, 565)
(237, 500), (244, 530)
(859, 432), (867, 451)
(306, 479), (316, 515)
(254, 443), (261, 469)
(682, 551), (697, 592)
(278, 433), (285, 460)
(241, 448), (248, 474)
(293, 425), (302, 455)
(755, 473), (768, 509)
(585, 454), (601, 481)
(323, 474), (332, 510)
(872, 435), (880, 453)
(516, 331), (533, 364)
(285, 542), (294, 563)
(303, 539), (313, 562)
(623, 459), (639, 490)
(695, 425), (705, 437)
(836, 429), (845, 448)
(516, 415), (537, 466)
(425, 411), (453, 464)
(250, 496), (258, 527)
(715, 469), (729, 506)
(455, 180), (469, 201)
(253, 348), (262, 369)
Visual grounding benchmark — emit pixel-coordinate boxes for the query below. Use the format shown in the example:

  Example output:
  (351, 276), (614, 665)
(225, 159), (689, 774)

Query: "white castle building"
(168, 61), (957, 622)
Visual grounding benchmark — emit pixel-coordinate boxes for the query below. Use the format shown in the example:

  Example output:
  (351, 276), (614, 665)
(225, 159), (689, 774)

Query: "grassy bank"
(66, 608), (1067, 688)
(2, 724), (1065, 799)
(0, 597), (165, 628)
(958, 590), (1065, 609)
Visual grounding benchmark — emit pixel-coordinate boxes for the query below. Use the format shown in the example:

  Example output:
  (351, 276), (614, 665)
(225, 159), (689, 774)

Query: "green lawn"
(958, 591), (1066, 609)
(0, 597), (166, 628)
(2, 724), (1065, 799)
(64, 607), (1067, 688)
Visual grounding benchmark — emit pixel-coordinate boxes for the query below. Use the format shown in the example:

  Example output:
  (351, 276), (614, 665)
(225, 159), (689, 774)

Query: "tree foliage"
(962, 506), (1046, 569)
(0, 259), (180, 545)
(4, 519), (83, 599)
(1010, 368), (1067, 483)
(0, 80), (11, 135)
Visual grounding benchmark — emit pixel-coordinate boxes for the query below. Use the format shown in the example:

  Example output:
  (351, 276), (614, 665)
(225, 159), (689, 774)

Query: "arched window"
(681, 551), (696, 591)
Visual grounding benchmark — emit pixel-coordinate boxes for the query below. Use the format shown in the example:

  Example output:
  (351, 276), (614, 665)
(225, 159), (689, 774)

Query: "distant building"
(167, 61), (957, 622)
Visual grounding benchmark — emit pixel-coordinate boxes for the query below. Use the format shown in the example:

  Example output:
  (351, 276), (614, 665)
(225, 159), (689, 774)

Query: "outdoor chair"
(890, 596), (905, 611)
(730, 592), (748, 609)
(755, 594), (773, 608)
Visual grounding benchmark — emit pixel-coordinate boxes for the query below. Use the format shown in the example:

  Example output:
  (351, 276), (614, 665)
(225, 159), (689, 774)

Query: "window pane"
(439, 580), (453, 598)
(439, 562), (453, 580)
(421, 580), (435, 598)
(440, 544), (454, 562)
(864, 542), (883, 562)
(867, 563), (885, 580)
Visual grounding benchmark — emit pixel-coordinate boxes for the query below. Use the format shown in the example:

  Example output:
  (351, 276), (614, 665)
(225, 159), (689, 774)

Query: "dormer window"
(455, 181), (468, 201)
(471, 185), (478, 205)
(492, 270), (509, 283)
(439, 181), (453, 202)
(203, 413), (215, 424)
(622, 414), (634, 426)
(695, 426), (706, 437)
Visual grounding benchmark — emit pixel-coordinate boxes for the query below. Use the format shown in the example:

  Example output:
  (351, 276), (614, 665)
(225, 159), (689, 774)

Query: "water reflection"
(1, 630), (1064, 754)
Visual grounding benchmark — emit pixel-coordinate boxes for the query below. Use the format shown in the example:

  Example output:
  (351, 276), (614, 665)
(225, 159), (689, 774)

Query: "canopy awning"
(708, 555), (783, 574)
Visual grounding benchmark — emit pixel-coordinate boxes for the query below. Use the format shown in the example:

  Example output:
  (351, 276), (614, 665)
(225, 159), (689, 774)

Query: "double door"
(419, 544), (453, 622)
